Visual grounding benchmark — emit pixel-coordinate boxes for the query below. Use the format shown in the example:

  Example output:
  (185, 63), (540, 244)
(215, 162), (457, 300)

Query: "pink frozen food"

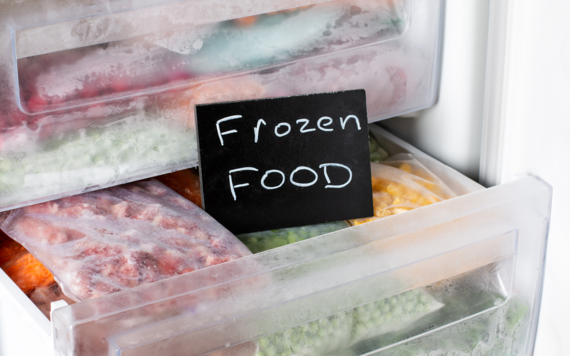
(0, 180), (252, 301)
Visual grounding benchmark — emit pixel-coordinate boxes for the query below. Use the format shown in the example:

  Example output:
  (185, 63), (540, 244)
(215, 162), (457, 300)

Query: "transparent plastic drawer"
(39, 127), (549, 356)
(0, 0), (442, 212)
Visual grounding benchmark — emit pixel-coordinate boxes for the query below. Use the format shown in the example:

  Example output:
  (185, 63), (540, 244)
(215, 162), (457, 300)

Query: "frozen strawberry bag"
(0, 180), (252, 301)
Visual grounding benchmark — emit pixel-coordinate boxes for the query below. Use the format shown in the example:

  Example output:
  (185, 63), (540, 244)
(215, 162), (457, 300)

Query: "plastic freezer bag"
(371, 297), (529, 356)
(255, 287), (442, 356)
(0, 76), (265, 212)
(350, 154), (456, 225)
(350, 288), (443, 345)
(0, 179), (251, 301)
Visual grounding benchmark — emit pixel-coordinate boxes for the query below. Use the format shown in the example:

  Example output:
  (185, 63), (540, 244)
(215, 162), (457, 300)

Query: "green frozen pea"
(370, 152), (382, 162)
(355, 324), (367, 334)
(272, 238), (288, 247)
(390, 297), (398, 306)
(265, 346), (277, 356)
(298, 229), (310, 239)
(373, 310), (382, 320)
(259, 338), (269, 347)
(369, 136), (379, 151)
(287, 234), (298, 244)
(291, 332), (301, 341)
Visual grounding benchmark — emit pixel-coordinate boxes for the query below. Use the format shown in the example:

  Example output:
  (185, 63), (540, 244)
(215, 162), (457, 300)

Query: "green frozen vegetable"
(256, 311), (353, 356)
(371, 297), (529, 356)
(238, 221), (349, 253)
(369, 135), (389, 163)
(350, 288), (443, 344)
(0, 115), (195, 207)
(255, 288), (443, 356)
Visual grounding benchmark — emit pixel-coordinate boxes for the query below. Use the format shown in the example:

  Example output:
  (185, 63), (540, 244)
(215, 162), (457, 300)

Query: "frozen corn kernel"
(399, 163), (412, 173)
(349, 155), (456, 226)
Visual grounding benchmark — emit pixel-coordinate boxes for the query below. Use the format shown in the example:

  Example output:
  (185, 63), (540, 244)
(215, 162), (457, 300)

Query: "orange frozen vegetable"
(0, 232), (26, 265)
(350, 154), (456, 225)
(0, 234), (55, 294)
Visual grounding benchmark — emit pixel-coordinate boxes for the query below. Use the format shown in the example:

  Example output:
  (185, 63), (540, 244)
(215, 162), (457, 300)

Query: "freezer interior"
(0, 0), (552, 355)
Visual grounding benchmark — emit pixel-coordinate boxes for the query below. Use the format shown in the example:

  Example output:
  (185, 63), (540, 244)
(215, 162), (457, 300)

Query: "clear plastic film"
(351, 154), (456, 225)
(0, 179), (251, 301)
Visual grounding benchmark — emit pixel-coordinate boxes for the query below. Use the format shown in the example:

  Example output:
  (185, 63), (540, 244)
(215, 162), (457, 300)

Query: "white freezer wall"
(482, 1), (570, 356)
(381, 0), (491, 181)
(388, 0), (570, 355)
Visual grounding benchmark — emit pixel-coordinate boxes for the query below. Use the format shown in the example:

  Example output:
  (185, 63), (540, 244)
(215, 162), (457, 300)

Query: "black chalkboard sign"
(195, 89), (373, 234)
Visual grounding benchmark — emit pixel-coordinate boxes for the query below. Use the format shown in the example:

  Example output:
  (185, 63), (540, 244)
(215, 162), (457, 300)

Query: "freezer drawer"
(0, 0), (442, 212)
(0, 126), (550, 356)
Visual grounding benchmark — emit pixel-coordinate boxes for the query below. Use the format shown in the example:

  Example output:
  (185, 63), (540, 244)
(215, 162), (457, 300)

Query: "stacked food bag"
(1, 180), (251, 302)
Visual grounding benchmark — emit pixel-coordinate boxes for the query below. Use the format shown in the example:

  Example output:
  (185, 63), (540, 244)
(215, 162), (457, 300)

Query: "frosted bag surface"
(0, 180), (251, 301)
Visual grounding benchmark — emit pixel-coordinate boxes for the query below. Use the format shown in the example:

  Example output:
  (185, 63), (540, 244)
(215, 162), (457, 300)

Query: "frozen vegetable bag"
(351, 154), (456, 225)
(0, 180), (252, 301)
(0, 0), (442, 212)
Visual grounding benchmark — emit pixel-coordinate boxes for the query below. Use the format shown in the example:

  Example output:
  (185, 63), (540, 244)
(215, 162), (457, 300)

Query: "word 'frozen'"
(216, 115), (361, 146)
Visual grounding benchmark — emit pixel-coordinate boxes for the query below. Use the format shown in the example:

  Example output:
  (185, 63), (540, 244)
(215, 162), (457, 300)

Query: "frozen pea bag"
(255, 287), (442, 356)
(256, 310), (353, 356)
(350, 154), (456, 225)
(350, 288), (444, 345)
(238, 221), (350, 254)
(372, 297), (528, 356)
